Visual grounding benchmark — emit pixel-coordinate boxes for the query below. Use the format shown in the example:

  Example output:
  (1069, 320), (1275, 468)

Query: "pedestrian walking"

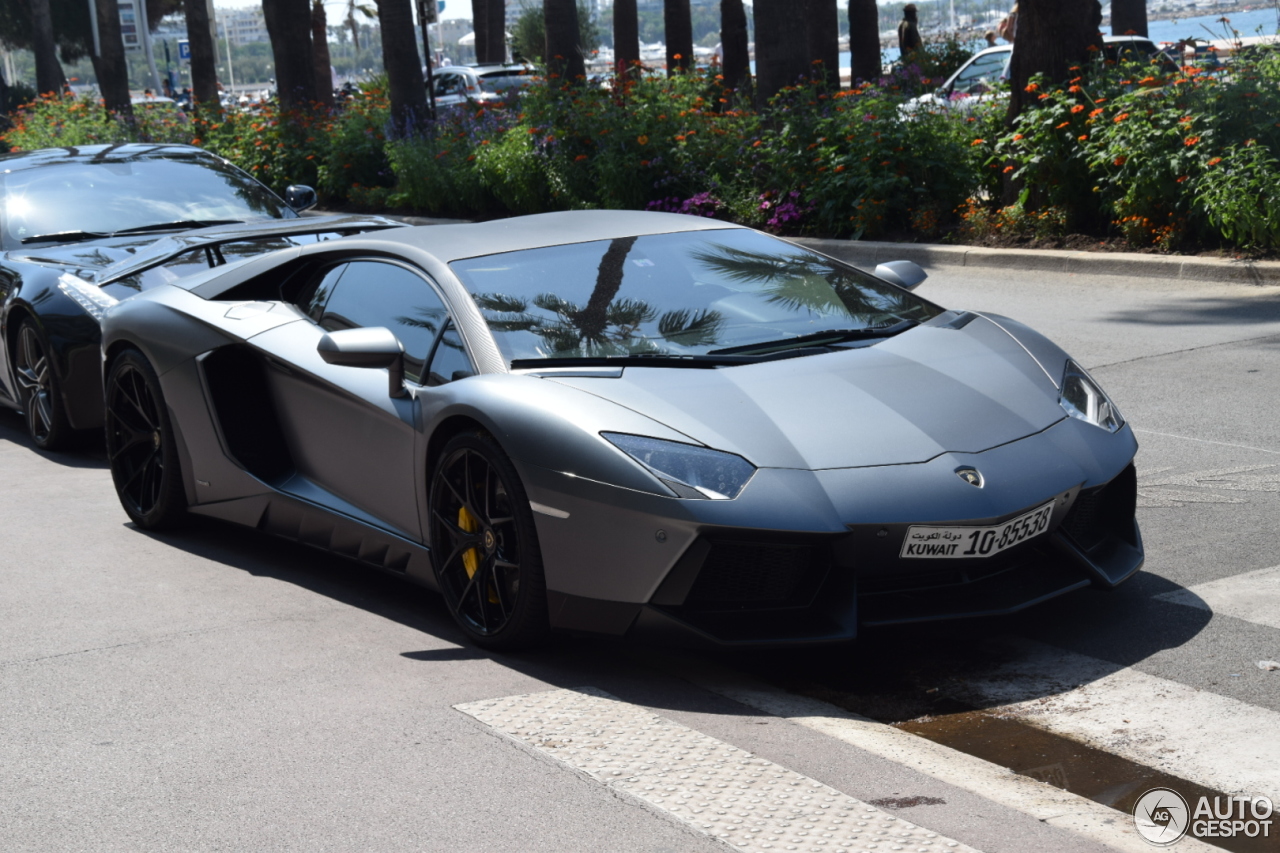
(898, 4), (924, 56)
(998, 4), (1018, 43)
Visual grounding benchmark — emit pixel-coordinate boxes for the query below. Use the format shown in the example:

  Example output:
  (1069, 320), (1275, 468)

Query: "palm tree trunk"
(1007, 0), (1101, 123)
(93, 0), (134, 117)
(28, 0), (65, 96)
(752, 0), (807, 103)
(1110, 0), (1147, 37)
(720, 0), (750, 93)
(183, 0), (219, 109)
(263, 0), (319, 109)
(311, 0), (335, 106)
(846, 0), (880, 83)
(375, 0), (426, 130)
(544, 0), (584, 81)
(470, 0), (489, 63)
(486, 0), (506, 64)
(806, 0), (839, 88)
(663, 0), (692, 75)
(613, 0), (638, 75)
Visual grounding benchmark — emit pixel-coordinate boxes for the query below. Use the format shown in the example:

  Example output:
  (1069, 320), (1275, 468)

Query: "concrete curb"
(793, 237), (1280, 285)
(346, 211), (1280, 286)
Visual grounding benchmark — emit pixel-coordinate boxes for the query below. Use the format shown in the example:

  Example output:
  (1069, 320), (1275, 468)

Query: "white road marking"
(941, 639), (1280, 800)
(1138, 464), (1280, 507)
(1155, 564), (1280, 631)
(457, 687), (979, 852)
(675, 665), (1226, 853)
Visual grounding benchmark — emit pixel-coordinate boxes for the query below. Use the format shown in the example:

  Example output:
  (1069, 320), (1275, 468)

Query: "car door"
(253, 259), (454, 539)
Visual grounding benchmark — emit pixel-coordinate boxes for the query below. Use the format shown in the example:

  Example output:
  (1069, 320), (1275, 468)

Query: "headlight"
(1060, 359), (1124, 432)
(58, 274), (119, 321)
(601, 432), (756, 500)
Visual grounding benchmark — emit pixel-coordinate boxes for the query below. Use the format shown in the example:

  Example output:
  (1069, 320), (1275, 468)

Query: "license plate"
(899, 502), (1055, 559)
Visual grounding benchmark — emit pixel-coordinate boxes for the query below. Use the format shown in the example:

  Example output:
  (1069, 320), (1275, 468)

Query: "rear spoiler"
(94, 214), (406, 286)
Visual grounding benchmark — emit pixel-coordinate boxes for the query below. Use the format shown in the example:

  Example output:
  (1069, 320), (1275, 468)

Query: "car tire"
(429, 430), (549, 651)
(13, 319), (74, 450)
(104, 349), (187, 529)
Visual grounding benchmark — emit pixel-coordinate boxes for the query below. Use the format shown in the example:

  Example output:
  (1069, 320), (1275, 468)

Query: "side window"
(424, 322), (476, 387)
(297, 263), (347, 323)
(317, 261), (449, 384)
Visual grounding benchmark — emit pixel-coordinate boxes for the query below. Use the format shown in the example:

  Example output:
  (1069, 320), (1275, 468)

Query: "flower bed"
(7, 45), (1280, 252)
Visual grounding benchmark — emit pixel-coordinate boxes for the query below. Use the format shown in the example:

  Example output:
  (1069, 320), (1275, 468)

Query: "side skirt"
(189, 490), (439, 591)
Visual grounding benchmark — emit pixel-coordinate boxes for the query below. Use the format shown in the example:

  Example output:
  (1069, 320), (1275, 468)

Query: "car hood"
(6, 214), (400, 283)
(546, 315), (1066, 470)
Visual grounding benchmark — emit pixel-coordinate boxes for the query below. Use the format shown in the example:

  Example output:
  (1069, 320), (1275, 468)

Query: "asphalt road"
(2, 265), (1278, 852)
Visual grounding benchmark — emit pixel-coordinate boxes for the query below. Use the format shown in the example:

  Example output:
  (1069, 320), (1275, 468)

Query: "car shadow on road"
(1104, 293), (1280, 327)
(128, 509), (1214, 729)
(0, 408), (108, 469)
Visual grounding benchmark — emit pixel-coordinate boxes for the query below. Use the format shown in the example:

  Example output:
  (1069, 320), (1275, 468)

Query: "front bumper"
(526, 417), (1143, 648)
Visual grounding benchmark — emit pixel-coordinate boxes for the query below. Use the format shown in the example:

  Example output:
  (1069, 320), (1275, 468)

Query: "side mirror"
(317, 327), (407, 398)
(284, 184), (318, 212)
(874, 260), (928, 291)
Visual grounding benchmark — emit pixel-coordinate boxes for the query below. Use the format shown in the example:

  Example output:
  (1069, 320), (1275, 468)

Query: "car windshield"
(949, 50), (1009, 92)
(450, 229), (943, 364)
(477, 70), (533, 92)
(0, 151), (294, 250)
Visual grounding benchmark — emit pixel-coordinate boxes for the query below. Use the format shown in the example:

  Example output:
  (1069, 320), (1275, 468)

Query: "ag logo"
(1133, 787), (1189, 846)
(955, 466), (984, 488)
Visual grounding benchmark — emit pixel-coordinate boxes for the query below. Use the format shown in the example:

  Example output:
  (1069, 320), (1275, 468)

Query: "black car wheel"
(105, 349), (186, 529)
(13, 319), (73, 450)
(429, 431), (549, 650)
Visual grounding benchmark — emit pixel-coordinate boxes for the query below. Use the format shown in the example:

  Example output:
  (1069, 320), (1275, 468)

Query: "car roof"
(317, 210), (747, 266)
(0, 143), (215, 172)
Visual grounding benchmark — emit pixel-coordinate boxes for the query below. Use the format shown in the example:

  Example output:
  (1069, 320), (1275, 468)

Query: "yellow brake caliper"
(458, 506), (480, 578)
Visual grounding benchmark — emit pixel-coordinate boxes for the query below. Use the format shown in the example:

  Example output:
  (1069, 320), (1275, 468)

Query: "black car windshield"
(450, 229), (943, 364)
(0, 152), (294, 250)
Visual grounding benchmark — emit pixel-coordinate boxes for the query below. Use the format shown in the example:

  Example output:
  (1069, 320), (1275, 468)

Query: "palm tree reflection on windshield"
(474, 236), (725, 358)
(689, 244), (925, 328)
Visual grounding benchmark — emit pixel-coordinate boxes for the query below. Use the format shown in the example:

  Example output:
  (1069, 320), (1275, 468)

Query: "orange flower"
(1071, 104), (1085, 114)
(673, 53), (682, 60)
(190, 138), (202, 145)
(1068, 85), (1082, 93)
(752, 140), (763, 147)
(1185, 136), (1200, 146)
(1025, 83), (1039, 93)
(1089, 108), (1104, 117)
(575, 154), (588, 161)
(1003, 165), (1015, 173)
(1176, 176), (1189, 183)
(1012, 133), (1024, 141)
(1207, 157), (1222, 166)
(1114, 156), (1127, 166)
(1114, 113), (1130, 123)
(1056, 121), (1070, 129)
(636, 135), (648, 145)
(971, 138), (985, 146)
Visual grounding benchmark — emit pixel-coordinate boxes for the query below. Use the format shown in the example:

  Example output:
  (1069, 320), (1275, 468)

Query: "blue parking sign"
(178, 39), (190, 60)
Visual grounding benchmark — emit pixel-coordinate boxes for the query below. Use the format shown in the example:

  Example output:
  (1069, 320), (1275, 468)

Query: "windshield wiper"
(708, 319), (918, 355)
(21, 230), (112, 245)
(510, 349), (834, 371)
(109, 219), (246, 235)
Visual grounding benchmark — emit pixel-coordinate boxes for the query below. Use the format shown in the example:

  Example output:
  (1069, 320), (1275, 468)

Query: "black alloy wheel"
(104, 349), (186, 529)
(13, 319), (73, 450)
(429, 431), (549, 650)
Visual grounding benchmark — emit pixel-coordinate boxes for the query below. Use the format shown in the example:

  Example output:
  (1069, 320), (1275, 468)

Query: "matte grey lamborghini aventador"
(99, 211), (1142, 649)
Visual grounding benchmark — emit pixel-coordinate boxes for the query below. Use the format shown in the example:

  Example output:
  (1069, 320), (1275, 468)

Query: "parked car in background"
(901, 36), (1175, 117)
(0, 143), (401, 450)
(428, 63), (536, 109)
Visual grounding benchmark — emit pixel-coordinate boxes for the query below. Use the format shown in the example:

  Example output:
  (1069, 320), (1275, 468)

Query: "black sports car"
(100, 211), (1142, 650)
(0, 143), (401, 449)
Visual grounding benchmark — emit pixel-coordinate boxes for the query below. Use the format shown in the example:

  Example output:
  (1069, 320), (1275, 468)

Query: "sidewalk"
(365, 212), (1280, 285)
